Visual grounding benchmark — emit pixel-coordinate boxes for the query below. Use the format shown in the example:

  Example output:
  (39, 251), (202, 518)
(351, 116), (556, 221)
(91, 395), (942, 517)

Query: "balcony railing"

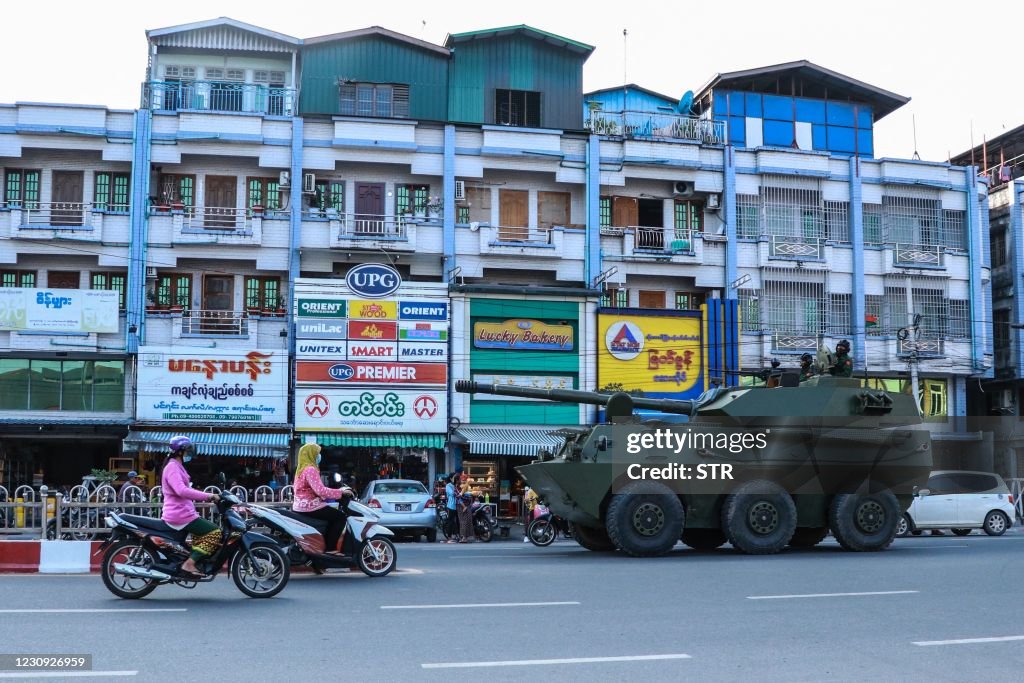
(142, 80), (295, 116)
(586, 110), (726, 144)
(894, 244), (944, 268)
(898, 337), (944, 356)
(770, 235), (825, 259)
(21, 202), (93, 228)
(337, 214), (407, 240)
(174, 207), (251, 232)
(494, 225), (552, 244)
(772, 334), (818, 351)
(634, 226), (694, 252)
(180, 310), (250, 337)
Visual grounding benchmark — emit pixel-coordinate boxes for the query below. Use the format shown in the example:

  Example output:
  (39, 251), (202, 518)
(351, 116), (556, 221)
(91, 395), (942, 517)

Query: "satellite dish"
(677, 90), (694, 115)
(815, 344), (835, 375)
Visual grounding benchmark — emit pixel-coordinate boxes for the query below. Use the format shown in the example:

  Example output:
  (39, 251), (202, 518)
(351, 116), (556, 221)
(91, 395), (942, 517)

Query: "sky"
(1, 0), (1018, 163)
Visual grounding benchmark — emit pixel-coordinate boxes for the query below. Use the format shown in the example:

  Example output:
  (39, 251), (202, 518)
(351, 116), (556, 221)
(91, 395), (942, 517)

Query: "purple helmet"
(169, 435), (193, 454)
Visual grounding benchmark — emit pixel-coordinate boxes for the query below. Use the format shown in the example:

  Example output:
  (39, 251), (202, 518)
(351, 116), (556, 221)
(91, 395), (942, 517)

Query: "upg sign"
(346, 264), (401, 298)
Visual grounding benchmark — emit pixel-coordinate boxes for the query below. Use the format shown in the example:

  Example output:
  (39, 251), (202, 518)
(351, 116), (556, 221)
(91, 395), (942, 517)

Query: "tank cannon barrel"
(455, 380), (697, 415)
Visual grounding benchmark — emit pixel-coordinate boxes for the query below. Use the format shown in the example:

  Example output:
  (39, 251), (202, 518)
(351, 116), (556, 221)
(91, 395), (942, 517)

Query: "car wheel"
(605, 481), (685, 557)
(829, 490), (900, 552)
(984, 511), (1009, 536)
(951, 528), (972, 536)
(896, 513), (913, 538)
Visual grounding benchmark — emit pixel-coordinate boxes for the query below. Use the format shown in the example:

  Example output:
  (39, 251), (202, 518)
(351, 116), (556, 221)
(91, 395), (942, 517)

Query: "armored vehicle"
(455, 374), (931, 557)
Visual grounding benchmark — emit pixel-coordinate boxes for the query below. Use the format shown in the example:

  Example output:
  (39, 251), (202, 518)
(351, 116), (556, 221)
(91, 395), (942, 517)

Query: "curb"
(0, 541), (104, 574)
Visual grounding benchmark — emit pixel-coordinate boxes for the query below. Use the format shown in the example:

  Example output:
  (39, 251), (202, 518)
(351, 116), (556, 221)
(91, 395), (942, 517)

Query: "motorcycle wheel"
(528, 518), (557, 547)
(230, 543), (290, 599)
(475, 519), (493, 543)
(357, 538), (397, 577)
(101, 540), (159, 600)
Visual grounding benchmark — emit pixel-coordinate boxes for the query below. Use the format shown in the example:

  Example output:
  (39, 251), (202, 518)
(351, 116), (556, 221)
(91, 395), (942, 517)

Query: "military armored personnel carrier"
(455, 374), (932, 557)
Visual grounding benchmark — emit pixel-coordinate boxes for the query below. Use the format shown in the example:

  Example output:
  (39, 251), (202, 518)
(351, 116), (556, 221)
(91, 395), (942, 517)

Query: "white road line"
(897, 544), (969, 549)
(0, 672), (137, 679)
(747, 590), (919, 600)
(0, 609), (186, 614)
(913, 635), (1024, 647)
(422, 654), (692, 669)
(383, 601), (580, 610)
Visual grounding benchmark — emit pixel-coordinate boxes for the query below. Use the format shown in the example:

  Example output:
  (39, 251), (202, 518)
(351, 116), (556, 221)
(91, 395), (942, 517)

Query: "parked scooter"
(526, 503), (573, 547)
(470, 498), (496, 543)
(98, 492), (290, 599)
(246, 494), (397, 576)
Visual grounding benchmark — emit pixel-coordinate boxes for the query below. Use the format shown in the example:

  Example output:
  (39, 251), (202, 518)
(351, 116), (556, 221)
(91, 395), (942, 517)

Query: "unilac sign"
(473, 319), (574, 351)
(297, 319), (347, 340)
(597, 313), (704, 398)
(348, 320), (398, 341)
(349, 300), (397, 321)
(296, 361), (448, 385)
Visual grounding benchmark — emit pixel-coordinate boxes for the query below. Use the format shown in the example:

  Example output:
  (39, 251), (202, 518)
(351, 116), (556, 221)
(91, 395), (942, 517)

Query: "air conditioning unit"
(145, 267), (158, 280)
(706, 194), (721, 210)
(302, 173), (316, 194)
(455, 180), (465, 201)
(278, 170), (290, 188)
(673, 181), (695, 197)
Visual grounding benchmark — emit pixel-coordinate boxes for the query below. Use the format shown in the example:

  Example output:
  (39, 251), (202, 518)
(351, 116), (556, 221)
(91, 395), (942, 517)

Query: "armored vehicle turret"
(455, 376), (931, 557)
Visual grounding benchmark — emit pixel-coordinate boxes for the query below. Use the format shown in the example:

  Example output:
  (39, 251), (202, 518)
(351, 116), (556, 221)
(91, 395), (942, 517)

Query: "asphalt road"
(1, 532), (1023, 682)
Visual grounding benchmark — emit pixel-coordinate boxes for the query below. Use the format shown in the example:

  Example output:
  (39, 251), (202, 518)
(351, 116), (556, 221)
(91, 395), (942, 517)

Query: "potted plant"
(171, 200), (185, 212)
(251, 204), (264, 217)
(247, 301), (262, 316)
(145, 289), (160, 312)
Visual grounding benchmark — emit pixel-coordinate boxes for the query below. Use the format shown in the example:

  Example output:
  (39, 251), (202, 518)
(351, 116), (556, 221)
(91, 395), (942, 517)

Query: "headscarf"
(296, 443), (321, 481)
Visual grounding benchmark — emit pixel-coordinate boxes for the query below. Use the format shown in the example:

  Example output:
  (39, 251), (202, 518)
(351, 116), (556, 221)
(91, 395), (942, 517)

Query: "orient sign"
(346, 264), (402, 298)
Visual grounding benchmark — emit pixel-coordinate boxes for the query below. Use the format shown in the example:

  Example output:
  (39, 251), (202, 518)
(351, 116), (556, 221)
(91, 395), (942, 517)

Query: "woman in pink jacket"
(293, 443), (352, 554)
(161, 435), (221, 578)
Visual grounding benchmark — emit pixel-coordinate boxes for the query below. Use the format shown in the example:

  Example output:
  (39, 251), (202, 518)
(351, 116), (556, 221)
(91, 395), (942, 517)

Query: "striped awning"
(453, 426), (566, 457)
(123, 430), (290, 458)
(305, 433), (445, 449)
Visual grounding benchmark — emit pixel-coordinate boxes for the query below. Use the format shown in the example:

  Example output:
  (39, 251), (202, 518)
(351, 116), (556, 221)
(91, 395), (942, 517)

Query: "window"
(950, 472), (1000, 494)
(674, 200), (703, 238)
(991, 230), (1007, 268)
(829, 294), (851, 336)
(825, 201), (849, 242)
(599, 197), (612, 229)
(457, 206), (470, 224)
(247, 177), (281, 211)
(638, 290), (665, 309)
(311, 180), (344, 216)
(4, 169), (41, 208)
(675, 292), (705, 310)
(164, 65), (196, 80)
(155, 274), (191, 309)
(538, 192), (570, 229)
(995, 309), (1011, 353)
(1, 270), (36, 288)
(254, 70), (286, 84)
(863, 204), (883, 244)
(157, 175), (195, 207)
(161, 66), (196, 110)
(736, 194), (760, 238)
(600, 288), (628, 308)
(949, 300), (969, 339)
(495, 89), (541, 127)
(94, 172), (130, 212)
(339, 83), (409, 118)
(926, 474), (957, 495)
(943, 210), (966, 250)
(739, 290), (760, 331)
(396, 184), (429, 216)
(91, 272), (126, 310)
(0, 358), (125, 412)
(865, 295), (884, 336)
(245, 276), (280, 312)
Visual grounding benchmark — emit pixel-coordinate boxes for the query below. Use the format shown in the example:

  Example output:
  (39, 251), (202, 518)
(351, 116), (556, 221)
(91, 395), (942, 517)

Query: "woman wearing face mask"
(292, 443), (352, 554)
(160, 435), (221, 578)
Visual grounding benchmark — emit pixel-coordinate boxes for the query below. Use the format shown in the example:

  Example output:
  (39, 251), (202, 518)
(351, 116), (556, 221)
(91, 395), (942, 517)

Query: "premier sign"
(296, 361), (447, 385)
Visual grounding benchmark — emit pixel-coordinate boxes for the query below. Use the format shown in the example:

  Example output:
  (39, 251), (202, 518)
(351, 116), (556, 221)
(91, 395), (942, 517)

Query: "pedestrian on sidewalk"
(523, 486), (539, 542)
(457, 474), (475, 543)
(444, 472), (460, 543)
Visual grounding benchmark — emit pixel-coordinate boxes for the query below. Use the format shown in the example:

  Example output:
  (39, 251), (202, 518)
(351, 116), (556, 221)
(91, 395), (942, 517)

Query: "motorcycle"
(97, 492), (290, 600)
(246, 495), (397, 577)
(526, 504), (573, 547)
(470, 499), (496, 543)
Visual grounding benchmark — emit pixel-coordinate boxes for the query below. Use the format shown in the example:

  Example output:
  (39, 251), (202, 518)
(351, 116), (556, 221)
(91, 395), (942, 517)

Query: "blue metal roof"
(453, 426), (566, 457)
(123, 430), (290, 458)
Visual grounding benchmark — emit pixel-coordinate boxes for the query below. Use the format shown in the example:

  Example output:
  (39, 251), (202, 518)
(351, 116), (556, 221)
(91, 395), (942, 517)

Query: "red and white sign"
(294, 388), (447, 433)
(347, 341), (398, 361)
(296, 361), (448, 385)
(413, 394), (439, 419)
(304, 393), (331, 418)
(348, 320), (398, 341)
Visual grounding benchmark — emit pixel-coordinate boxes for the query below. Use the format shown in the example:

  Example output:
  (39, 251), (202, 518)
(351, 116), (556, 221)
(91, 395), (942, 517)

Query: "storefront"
(293, 268), (449, 487)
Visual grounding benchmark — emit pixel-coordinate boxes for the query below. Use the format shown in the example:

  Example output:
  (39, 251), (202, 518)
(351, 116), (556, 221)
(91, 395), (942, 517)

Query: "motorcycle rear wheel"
(528, 518), (557, 547)
(475, 519), (493, 543)
(101, 540), (158, 600)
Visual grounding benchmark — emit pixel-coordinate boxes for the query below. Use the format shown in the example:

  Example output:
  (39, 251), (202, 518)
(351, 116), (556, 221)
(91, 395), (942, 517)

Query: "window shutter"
(393, 85), (409, 117)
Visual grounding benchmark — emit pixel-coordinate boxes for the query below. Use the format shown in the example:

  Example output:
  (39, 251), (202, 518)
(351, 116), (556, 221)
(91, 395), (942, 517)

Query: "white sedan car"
(897, 470), (1015, 537)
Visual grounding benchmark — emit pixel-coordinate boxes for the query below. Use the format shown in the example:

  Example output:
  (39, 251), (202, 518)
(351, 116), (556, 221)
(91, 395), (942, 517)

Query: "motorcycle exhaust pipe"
(113, 563), (172, 581)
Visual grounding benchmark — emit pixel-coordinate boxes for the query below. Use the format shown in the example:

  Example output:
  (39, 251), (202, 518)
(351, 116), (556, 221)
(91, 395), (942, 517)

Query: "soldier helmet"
(836, 339), (851, 352)
(800, 353), (813, 364)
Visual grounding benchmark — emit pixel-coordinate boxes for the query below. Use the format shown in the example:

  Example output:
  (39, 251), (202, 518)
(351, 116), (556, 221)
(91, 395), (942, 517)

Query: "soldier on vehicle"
(830, 339), (854, 377)
(799, 353), (816, 382)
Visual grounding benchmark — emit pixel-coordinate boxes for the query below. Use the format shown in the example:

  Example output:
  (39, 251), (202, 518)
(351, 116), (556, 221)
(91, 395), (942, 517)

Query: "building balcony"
(586, 110), (726, 144)
(478, 224), (564, 258)
(897, 337), (945, 358)
(617, 226), (702, 262)
(771, 333), (819, 352)
(326, 212), (417, 252)
(1, 202), (124, 242)
(142, 80), (295, 117)
(769, 235), (825, 260)
(143, 311), (286, 349)
(153, 207), (264, 247)
(893, 243), (944, 268)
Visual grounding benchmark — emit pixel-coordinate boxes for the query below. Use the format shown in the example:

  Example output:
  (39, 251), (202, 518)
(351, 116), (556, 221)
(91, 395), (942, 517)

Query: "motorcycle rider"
(161, 436), (221, 579)
(292, 443), (352, 555)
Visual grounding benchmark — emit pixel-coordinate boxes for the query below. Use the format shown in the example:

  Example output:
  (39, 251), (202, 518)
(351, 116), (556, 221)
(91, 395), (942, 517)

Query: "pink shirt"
(292, 467), (348, 513)
(161, 459), (212, 527)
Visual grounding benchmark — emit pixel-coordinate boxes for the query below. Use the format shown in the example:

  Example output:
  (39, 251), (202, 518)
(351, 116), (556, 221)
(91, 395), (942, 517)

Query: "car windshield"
(374, 482), (428, 494)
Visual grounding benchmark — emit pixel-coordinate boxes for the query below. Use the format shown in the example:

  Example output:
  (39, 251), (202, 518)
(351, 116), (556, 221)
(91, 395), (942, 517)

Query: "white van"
(896, 470), (1015, 537)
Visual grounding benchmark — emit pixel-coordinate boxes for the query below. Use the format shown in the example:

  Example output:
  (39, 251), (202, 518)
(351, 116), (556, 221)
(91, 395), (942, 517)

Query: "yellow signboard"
(597, 313), (703, 397)
(348, 300), (397, 321)
(473, 319), (574, 351)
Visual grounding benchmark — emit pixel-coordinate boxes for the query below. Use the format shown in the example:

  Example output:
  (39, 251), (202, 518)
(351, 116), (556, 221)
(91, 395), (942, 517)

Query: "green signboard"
(297, 299), (347, 318)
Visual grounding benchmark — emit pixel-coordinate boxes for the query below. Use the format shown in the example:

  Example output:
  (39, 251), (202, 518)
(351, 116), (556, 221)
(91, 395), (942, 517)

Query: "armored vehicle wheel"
(573, 524), (615, 552)
(681, 528), (727, 551)
(951, 528), (972, 536)
(788, 526), (829, 548)
(721, 480), (797, 555)
(829, 490), (900, 551)
(605, 481), (685, 557)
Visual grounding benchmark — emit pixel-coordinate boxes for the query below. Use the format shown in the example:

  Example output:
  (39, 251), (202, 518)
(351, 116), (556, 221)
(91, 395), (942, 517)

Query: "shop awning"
(306, 433), (445, 449)
(453, 426), (566, 457)
(123, 430), (290, 458)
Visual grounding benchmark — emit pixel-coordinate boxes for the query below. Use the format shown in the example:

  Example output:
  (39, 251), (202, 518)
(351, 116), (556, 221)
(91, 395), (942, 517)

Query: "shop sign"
(471, 374), (575, 401)
(296, 319), (347, 340)
(346, 263), (402, 298)
(397, 341), (448, 360)
(0, 288), (119, 334)
(296, 361), (448, 385)
(348, 320), (398, 341)
(399, 301), (448, 321)
(473, 319), (574, 351)
(137, 347), (288, 423)
(349, 300), (397, 321)
(597, 313), (703, 398)
(296, 341), (348, 359)
(347, 341), (398, 361)
(295, 388), (447, 432)
(297, 298), (346, 318)
(399, 321), (447, 342)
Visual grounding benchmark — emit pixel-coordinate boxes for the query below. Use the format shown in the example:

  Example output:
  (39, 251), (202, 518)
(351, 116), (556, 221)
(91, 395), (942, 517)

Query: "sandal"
(178, 568), (208, 580)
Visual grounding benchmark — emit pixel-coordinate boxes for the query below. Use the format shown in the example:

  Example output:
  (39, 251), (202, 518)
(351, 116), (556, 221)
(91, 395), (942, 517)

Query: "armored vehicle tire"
(573, 524), (615, 552)
(951, 528), (972, 537)
(721, 480), (797, 555)
(828, 490), (900, 551)
(788, 526), (829, 548)
(896, 513), (914, 538)
(681, 528), (727, 551)
(605, 482), (685, 557)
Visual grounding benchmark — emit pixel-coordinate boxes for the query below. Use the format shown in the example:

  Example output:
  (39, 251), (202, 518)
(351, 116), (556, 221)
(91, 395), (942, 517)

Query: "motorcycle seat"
(279, 509), (329, 534)
(118, 514), (188, 542)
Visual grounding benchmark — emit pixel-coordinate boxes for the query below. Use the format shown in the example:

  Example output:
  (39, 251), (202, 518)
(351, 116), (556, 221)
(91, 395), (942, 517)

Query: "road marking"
(897, 544), (969, 549)
(0, 608), (186, 614)
(292, 568), (424, 579)
(383, 601), (579, 610)
(0, 672), (137, 679)
(422, 654), (691, 669)
(747, 590), (919, 600)
(913, 635), (1024, 647)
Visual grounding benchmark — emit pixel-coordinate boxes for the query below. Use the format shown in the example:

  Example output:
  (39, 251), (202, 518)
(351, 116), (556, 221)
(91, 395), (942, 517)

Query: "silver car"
(361, 479), (437, 542)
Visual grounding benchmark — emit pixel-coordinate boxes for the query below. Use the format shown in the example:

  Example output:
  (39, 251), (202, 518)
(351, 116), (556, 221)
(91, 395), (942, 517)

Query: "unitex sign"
(296, 361), (448, 385)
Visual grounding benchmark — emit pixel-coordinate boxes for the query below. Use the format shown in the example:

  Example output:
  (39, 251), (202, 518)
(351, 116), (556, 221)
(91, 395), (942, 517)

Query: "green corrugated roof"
(311, 433), (445, 449)
(445, 25), (594, 54)
(453, 426), (565, 457)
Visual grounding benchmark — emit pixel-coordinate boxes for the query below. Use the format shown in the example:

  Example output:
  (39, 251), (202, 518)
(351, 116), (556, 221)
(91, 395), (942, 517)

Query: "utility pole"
(899, 302), (922, 416)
